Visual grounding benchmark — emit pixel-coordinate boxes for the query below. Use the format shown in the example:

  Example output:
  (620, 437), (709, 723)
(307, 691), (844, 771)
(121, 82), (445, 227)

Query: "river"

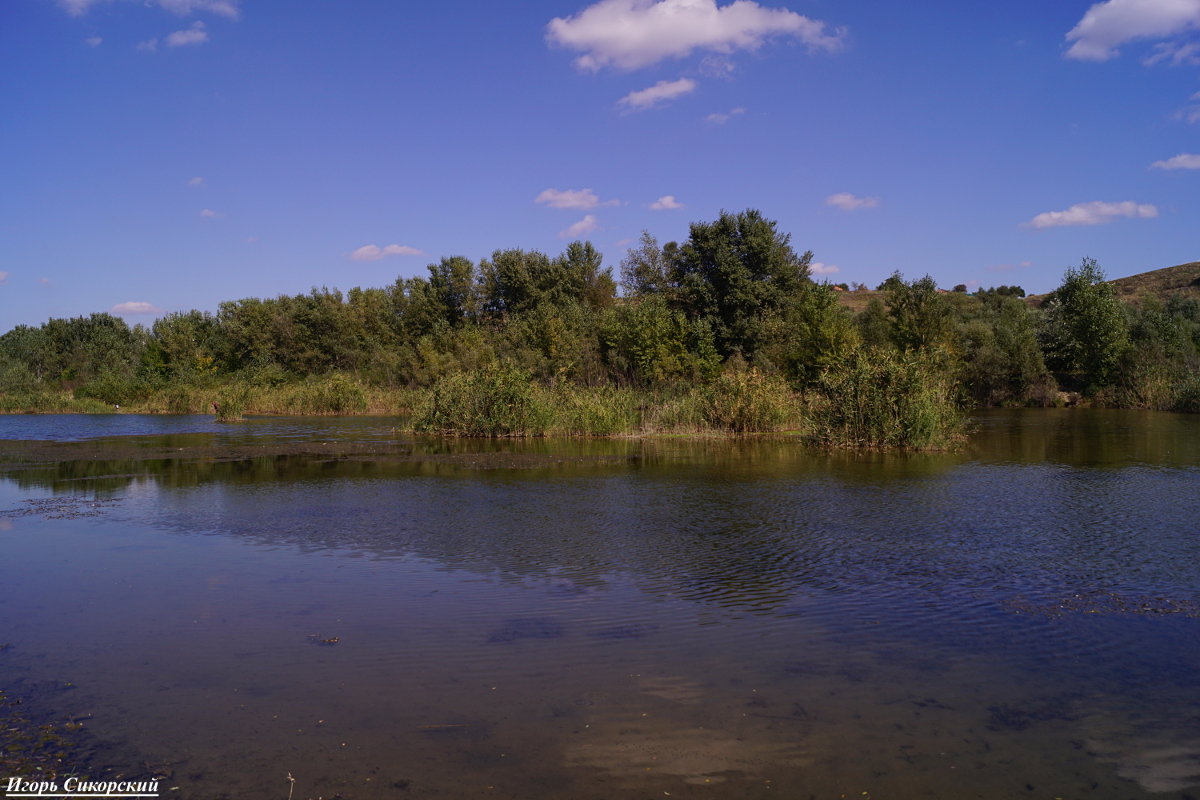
(1, 409), (1198, 799)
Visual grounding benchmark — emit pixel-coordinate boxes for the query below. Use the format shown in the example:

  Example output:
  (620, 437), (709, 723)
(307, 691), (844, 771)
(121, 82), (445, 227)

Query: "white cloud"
(350, 244), (424, 261)
(1144, 39), (1200, 64)
(199, 208), (217, 218)
(0, 271), (8, 285)
(617, 78), (697, 111)
(825, 192), (879, 211)
(137, 38), (159, 51)
(187, 176), (205, 187)
(1027, 200), (1159, 229)
(546, 0), (846, 71)
(706, 106), (745, 123)
(60, 0), (240, 19)
(535, 188), (618, 209)
(560, 214), (599, 238)
(85, 36), (103, 46)
(166, 21), (208, 47)
(110, 301), (164, 315)
(39, 277), (52, 285)
(809, 262), (839, 275)
(1151, 152), (1200, 169)
(1065, 0), (1200, 61)
(650, 195), (684, 210)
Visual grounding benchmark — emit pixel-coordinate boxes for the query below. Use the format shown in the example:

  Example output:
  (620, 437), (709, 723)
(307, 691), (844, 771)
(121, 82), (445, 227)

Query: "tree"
(667, 209), (812, 358)
(884, 273), (952, 352)
(1039, 257), (1130, 389)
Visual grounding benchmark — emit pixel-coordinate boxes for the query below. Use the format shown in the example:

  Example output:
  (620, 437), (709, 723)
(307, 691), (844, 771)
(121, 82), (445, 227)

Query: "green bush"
(414, 364), (552, 437)
(807, 349), (966, 449)
(702, 367), (798, 433)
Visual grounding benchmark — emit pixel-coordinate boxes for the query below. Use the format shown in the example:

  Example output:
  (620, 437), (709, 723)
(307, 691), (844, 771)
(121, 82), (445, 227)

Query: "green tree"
(1040, 257), (1130, 389)
(667, 209), (812, 358)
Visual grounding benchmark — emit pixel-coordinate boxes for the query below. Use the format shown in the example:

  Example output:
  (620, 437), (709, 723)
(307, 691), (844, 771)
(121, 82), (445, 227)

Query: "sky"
(2, 0), (1199, 329)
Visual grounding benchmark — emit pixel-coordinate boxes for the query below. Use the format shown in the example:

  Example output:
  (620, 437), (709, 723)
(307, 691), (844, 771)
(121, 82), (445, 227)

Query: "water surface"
(1, 409), (1198, 799)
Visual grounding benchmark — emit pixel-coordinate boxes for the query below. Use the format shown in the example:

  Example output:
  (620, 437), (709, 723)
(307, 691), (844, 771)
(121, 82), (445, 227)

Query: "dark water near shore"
(1, 409), (1199, 799)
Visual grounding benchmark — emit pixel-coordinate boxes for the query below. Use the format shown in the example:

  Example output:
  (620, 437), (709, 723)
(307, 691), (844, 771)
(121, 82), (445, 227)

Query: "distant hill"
(1023, 261), (1200, 308)
(1108, 260), (1200, 304)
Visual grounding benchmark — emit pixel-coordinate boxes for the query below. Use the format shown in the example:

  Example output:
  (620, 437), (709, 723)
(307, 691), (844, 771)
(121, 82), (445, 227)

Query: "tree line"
(2, 209), (1198, 426)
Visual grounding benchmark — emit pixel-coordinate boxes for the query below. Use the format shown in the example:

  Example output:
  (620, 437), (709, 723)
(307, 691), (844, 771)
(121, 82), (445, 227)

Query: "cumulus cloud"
(650, 195), (684, 210)
(85, 36), (103, 46)
(60, 0), (240, 19)
(137, 38), (159, 51)
(166, 21), (208, 47)
(110, 301), (164, 315)
(1065, 0), (1200, 61)
(535, 188), (618, 209)
(546, 0), (846, 71)
(809, 261), (839, 275)
(350, 244), (424, 261)
(825, 192), (879, 211)
(187, 176), (205, 187)
(706, 106), (745, 123)
(617, 78), (697, 111)
(0, 271), (8, 285)
(560, 214), (599, 238)
(199, 208), (218, 218)
(1151, 153), (1200, 169)
(1026, 201), (1158, 229)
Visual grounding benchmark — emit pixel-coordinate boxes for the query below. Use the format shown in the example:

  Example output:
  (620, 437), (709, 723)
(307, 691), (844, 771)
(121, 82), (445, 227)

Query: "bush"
(702, 368), (798, 433)
(806, 349), (966, 449)
(414, 364), (552, 437)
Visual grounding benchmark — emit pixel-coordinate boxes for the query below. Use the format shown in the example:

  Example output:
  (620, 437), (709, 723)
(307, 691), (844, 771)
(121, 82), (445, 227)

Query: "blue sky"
(2, 0), (1199, 328)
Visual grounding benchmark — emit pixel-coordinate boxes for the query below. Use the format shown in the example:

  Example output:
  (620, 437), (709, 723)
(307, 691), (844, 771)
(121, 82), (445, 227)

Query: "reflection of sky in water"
(1, 410), (1199, 798)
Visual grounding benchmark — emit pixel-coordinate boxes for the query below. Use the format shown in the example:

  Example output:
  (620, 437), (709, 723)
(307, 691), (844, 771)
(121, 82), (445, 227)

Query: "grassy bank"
(0, 362), (969, 449)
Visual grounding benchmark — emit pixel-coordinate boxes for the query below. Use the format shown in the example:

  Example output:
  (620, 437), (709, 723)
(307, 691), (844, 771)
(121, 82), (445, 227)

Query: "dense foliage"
(3, 210), (1198, 446)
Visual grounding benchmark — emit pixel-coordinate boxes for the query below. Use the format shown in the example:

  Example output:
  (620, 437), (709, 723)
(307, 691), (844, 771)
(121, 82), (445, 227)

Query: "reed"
(414, 364), (553, 437)
(806, 349), (966, 449)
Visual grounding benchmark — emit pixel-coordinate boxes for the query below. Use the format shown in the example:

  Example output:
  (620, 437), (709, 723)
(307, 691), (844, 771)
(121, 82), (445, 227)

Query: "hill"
(1108, 260), (1200, 304)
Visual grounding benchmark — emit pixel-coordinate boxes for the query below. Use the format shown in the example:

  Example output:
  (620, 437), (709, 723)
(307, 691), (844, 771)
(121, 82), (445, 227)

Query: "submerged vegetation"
(2, 210), (1197, 447)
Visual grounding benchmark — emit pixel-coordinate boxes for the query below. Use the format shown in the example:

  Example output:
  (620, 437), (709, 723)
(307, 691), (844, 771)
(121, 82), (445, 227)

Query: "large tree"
(667, 209), (812, 358)
(1040, 257), (1130, 389)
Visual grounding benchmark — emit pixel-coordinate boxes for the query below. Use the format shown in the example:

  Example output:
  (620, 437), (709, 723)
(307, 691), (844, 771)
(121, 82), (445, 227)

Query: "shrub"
(807, 349), (966, 449)
(414, 364), (552, 437)
(702, 368), (798, 433)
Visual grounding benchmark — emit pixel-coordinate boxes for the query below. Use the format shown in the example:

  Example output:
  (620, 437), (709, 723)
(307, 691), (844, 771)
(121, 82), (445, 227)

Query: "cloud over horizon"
(60, 0), (240, 20)
(110, 301), (163, 315)
(350, 244), (424, 261)
(809, 261), (839, 275)
(1065, 0), (1200, 61)
(617, 78), (697, 111)
(547, 0), (845, 71)
(535, 188), (617, 210)
(650, 195), (684, 210)
(1026, 200), (1159, 228)
(560, 214), (599, 238)
(1151, 153), (1200, 169)
(825, 192), (879, 211)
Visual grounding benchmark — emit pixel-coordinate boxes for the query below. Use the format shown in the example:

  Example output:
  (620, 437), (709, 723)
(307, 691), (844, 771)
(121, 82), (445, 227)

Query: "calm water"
(1, 409), (1199, 799)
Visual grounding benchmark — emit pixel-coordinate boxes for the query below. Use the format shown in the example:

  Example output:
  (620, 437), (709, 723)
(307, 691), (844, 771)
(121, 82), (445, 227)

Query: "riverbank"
(0, 359), (968, 450)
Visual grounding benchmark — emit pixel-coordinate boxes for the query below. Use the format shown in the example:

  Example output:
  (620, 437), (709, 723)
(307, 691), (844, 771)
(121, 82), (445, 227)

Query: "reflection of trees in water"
(3, 411), (1198, 617)
(969, 407), (1200, 467)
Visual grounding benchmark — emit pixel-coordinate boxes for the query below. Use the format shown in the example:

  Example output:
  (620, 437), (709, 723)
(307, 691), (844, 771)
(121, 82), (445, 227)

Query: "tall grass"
(701, 368), (799, 433)
(806, 349), (966, 449)
(0, 392), (111, 414)
(414, 364), (553, 437)
(547, 384), (640, 436)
